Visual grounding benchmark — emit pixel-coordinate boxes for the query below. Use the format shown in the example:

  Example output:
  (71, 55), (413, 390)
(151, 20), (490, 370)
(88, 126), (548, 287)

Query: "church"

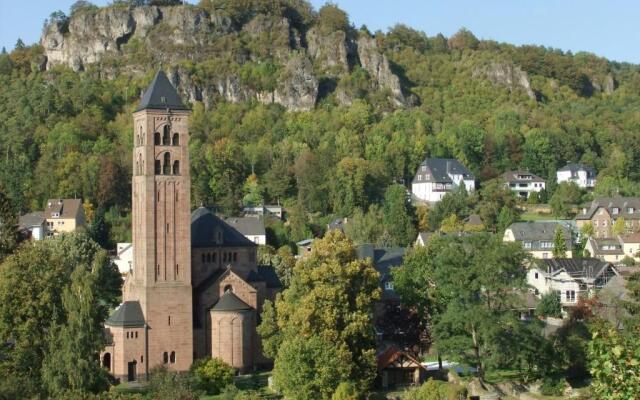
(101, 71), (281, 382)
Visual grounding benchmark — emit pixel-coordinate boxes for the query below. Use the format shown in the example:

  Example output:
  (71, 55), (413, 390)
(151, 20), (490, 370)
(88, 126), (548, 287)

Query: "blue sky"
(1, 1), (639, 64)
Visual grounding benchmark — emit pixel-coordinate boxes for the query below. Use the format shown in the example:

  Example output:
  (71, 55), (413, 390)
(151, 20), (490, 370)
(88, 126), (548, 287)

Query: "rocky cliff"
(40, 4), (405, 111)
(473, 62), (536, 100)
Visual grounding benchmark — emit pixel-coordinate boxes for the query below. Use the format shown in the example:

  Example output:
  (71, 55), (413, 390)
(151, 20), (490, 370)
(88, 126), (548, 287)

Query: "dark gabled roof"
(412, 158), (474, 184)
(376, 345), (426, 371)
(536, 258), (614, 279)
(587, 237), (624, 256)
(357, 244), (406, 280)
(194, 268), (228, 294)
(502, 170), (546, 184)
(223, 216), (265, 237)
(191, 207), (256, 248)
(506, 221), (572, 250)
(135, 70), (189, 112)
(18, 211), (45, 229)
(576, 197), (640, 221)
(105, 301), (145, 327)
(558, 163), (596, 174)
(247, 265), (282, 288)
(465, 214), (483, 226)
(210, 291), (252, 312)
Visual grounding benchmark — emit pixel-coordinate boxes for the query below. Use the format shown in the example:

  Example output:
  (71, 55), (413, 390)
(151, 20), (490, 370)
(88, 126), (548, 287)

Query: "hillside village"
(2, 1), (640, 400)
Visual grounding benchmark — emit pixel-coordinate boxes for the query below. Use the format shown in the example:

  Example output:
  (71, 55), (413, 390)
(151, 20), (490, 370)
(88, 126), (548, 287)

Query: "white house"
(528, 258), (618, 308)
(502, 171), (546, 199)
(411, 158), (475, 203)
(620, 233), (640, 262)
(584, 237), (624, 263)
(556, 163), (596, 188)
(112, 243), (133, 275)
(224, 216), (266, 245)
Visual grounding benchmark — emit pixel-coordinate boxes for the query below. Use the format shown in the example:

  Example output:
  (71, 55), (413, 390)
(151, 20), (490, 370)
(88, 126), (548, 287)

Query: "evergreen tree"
(88, 208), (110, 249)
(0, 190), (20, 261)
(552, 227), (567, 258)
(382, 184), (416, 246)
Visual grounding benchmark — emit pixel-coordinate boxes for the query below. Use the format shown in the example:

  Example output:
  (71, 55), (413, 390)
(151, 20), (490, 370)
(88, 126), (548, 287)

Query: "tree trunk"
(471, 324), (484, 382)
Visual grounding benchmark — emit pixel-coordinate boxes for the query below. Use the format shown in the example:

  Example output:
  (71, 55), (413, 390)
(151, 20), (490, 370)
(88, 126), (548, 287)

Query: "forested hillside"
(2, 0), (640, 243)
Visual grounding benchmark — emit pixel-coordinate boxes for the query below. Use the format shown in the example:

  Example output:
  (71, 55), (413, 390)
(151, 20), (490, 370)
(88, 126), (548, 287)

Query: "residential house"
(585, 237), (624, 263)
(242, 204), (283, 219)
(112, 243), (133, 275)
(556, 163), (596, 188)
(502, 170), (546, 199)
(411, 158), (475, 203)
(44, 198), (85, 236)
(18, 211), (45, 240)
(503, 221), (573, 259)
(357, 244), (406, 302)
(414, 231), (432, 247)
(575, 197), (640, 238)
(620, 233), (640, 262)
(224, 216), (266, 245)
(528, 258), (618, 308)
(376, 346), (427, 389)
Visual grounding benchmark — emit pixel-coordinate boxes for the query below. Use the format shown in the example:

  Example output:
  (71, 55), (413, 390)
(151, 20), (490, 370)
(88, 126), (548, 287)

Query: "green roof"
(211, 292), (252, 312)
(106, 301), (145, 327)
(135, 70), (189, 112)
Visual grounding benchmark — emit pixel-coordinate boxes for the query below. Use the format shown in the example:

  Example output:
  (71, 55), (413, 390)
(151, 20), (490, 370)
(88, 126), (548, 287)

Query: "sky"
(1, 0), (639, 64)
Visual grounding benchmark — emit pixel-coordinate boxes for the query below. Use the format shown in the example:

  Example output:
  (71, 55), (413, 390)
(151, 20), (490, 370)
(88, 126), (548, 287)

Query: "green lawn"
(520, 211), (553, 221)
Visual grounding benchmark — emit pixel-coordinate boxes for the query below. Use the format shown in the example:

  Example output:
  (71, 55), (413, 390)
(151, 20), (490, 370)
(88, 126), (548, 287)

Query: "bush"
(332, 382), (362, 400)
(536, 291), (562, 318)
(621, 256), (636, 267)
(404, 379), (467, 400)
(540, 376), (565, 396)
(190, 357), (235, 395)
(148, 366), (199, 400)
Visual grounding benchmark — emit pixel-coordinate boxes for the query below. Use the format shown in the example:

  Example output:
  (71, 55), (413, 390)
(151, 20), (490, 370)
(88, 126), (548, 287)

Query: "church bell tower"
(129, 70), (193, 373)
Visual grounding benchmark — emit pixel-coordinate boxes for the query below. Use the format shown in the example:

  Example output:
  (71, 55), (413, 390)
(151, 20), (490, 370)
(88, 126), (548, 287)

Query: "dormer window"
(384, 282), (394, 291)
(628, 207), (635, 214)
(612, 207), (620, 215)
(52, 212), (59, 218)
(421, 166), (426, 171)
(417, 175), (421, 181)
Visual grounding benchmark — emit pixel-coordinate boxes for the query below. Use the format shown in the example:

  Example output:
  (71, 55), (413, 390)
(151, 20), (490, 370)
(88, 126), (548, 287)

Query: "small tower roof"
(135, 70), (189, 112)
(105, 301), (145, 327)
(211, 291), (252, 312)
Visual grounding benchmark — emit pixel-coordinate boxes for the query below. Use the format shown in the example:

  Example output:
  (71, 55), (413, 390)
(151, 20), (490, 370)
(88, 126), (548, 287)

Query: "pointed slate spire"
(135, 70), (189, 112)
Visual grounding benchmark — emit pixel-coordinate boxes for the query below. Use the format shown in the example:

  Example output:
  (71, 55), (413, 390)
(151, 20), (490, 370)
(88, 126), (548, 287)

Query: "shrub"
(621, 256), (636, 267)
(190, 357), (235, 395)
(536, 291), (562, 318)
(147, 366), (199, 400)
(540, 376), (565, 396)
(332, 382), (362, 400)
(404, 379), (467, 400)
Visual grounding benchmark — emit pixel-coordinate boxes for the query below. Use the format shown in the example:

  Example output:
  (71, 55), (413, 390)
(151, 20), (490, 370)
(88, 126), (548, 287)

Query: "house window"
(155, 160), (161, 175)
(169, 351), (176, 364)
(163, 352), (168, 364)
(233, 252), (237, 262)
(542, 253), (549, 259)
(534, 272), (539, 279)
(628, 207), (635, 214)
(201, 254), (205, 263)
(173, 160), (180, 175)
(135, 331), (138, 339)
(224, 284), (233, 293)
(612, 208), (620, 215)
(421, 166), (426, 171)
(163, 152), (171, 175)
(417, 175), (422, 181)
(384, 281), (394, 291)
(523, 242), (532, 249)
(172, 133), (179, 146)
(566, 290), (576, 302)
(154, 132), (161, 145)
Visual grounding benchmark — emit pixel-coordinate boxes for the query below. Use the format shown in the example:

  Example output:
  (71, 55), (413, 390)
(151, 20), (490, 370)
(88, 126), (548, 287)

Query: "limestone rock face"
(272, 54), (318, 111)
(306, 27), (350, 76)
(474, 62), (536, 100)
(356, 35), (405, 105)
(40, 5), (403, 111)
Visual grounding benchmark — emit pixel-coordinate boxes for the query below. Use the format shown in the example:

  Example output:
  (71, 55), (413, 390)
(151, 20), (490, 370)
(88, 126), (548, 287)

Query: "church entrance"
(127, 361), (137, 382)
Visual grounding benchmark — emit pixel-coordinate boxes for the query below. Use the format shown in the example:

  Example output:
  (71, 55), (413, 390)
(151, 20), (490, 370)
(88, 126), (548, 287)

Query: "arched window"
(155, 160), (161, 175)
(173, 160), (180, 175)
(163, 352), (168, 364)
(206, 253), (211, 263)
(103, 353), (111, 370)
(224, 284), (233, 293)
(162, 125), (170, 145)
(172, 133), (179, 146)
(163, 153), (170, 175)
(154, 132), (161, 145)
(169, 351), (176, 364)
